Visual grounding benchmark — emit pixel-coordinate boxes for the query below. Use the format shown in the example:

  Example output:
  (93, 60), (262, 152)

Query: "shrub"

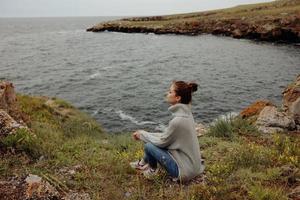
(0, 128), (41, 158)
(207, 116), (235, 139)
(232, 116), (260, 136)
(207, 115), (261, 139)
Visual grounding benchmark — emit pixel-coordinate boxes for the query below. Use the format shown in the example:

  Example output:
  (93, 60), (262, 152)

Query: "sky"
(0, 0), (274, 17)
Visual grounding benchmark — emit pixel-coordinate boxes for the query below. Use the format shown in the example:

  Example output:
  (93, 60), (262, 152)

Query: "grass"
(92, 0), (300, 29)
(207, 115), (260, 139)
(0, 94), (299, 199)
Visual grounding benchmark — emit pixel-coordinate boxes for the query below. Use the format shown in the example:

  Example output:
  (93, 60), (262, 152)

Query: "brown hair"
(172, 81), (198, 104)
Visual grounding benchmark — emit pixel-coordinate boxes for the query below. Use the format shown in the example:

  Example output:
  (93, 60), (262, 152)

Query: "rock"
(0, 109), (27, 137)
(282, 74), (300, 126)
(58, 164), (83, 177)
(240, 100), (273, 119)
(232, 29), (243, 38)
(0, 81), (17, 111)
(44, 98), (74, 118)
(25, 174), (59, 199)
(0, 81), (28, 124)
(195, 123), (208, 137)
(124, 191), (131, 198)
(255, 106), (296, 133)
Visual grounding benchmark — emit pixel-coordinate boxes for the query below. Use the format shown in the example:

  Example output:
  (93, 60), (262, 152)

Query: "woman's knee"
(144, 142), (155, 153)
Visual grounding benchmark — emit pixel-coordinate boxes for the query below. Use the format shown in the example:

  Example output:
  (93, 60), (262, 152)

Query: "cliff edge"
(87, 0), (300, 43)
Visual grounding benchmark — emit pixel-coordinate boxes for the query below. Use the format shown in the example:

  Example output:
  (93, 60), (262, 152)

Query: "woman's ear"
(175, 95), (181, 103)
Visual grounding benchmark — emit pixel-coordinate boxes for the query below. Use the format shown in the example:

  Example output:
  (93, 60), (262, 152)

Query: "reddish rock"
(0, 81), (17, 113)
(240, 100), (274, 119)
(282, 74), (300, 125)
(0, 81), (29, 125)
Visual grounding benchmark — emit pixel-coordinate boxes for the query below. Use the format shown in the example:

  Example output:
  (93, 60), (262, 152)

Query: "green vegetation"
(207, 115), (260, 139)
(124, 0), (300, 22)
(0, 94), (299, 199)
(88, 0), (300, 43)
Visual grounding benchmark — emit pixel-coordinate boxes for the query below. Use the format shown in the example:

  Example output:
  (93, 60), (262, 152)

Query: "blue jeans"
(143, 142), (179, 178)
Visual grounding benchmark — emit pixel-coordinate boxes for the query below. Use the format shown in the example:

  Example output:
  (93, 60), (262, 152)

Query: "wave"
(89, 72), (101, 79)
(92, 108), (100, 117)
(115, 110), (157, 126)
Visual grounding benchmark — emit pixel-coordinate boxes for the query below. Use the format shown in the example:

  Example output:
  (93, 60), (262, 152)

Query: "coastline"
(87, 0), (300, 43)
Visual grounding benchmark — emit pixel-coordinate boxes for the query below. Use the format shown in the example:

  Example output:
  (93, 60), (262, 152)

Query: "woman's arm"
(138, 118), (179, 148)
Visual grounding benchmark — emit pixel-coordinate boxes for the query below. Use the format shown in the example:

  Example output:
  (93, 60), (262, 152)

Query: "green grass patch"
(0, 128), (41, 158)
(207, 116), (260, 139)
(248, 183), (288, 200)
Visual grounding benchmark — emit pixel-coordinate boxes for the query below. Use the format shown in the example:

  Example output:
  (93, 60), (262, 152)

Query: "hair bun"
(188, 82), (198, 93)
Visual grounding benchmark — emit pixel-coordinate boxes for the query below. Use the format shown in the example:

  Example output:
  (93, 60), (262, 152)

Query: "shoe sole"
(129, 163), (149, 170)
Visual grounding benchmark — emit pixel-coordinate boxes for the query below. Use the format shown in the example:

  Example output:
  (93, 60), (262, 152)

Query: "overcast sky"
(0, 0), (274, 17)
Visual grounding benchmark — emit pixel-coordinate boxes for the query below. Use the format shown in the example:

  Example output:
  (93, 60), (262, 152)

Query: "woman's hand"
(132, 130), (141, 140)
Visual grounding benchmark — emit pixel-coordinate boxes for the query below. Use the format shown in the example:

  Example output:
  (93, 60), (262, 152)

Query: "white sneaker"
(142, 167), (159, 179)
(129, 159), (149, 170)
(171, 177), (179, 182)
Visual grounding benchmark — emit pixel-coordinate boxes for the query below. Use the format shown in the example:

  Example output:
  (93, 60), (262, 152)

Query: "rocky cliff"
(87, 0), (300, 43)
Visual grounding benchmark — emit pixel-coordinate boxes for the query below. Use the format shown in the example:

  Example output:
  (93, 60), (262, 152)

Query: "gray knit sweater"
(139, 103), (205, 182)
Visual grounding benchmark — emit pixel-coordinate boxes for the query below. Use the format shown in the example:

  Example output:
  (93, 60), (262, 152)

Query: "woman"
(130, 80), (205, 182)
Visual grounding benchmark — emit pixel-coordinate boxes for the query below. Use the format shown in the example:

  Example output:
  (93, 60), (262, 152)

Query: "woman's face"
(166, 84), (181, 105)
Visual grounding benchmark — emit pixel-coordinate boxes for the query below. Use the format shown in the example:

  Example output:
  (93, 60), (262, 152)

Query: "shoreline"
(87, 0), (300, 43)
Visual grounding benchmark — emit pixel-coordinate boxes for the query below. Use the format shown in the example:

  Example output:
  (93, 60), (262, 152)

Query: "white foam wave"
(115, 110), (157, 126)
(89, 72), (101, 79)
(92, 108), (100, 116)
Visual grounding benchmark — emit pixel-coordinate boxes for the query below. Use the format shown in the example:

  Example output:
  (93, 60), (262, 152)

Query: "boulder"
(282, 74), (300, 125)
(44, 98), (74, 118)
(0, 81), (17, 110)
(255, 106), (296, 133)
(240, 100), (273, 119)
(0, 81), (29, 124)
(25, 174), (60, 199)
(0, 109), (27, 137)
(195, 123), (208, 137)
